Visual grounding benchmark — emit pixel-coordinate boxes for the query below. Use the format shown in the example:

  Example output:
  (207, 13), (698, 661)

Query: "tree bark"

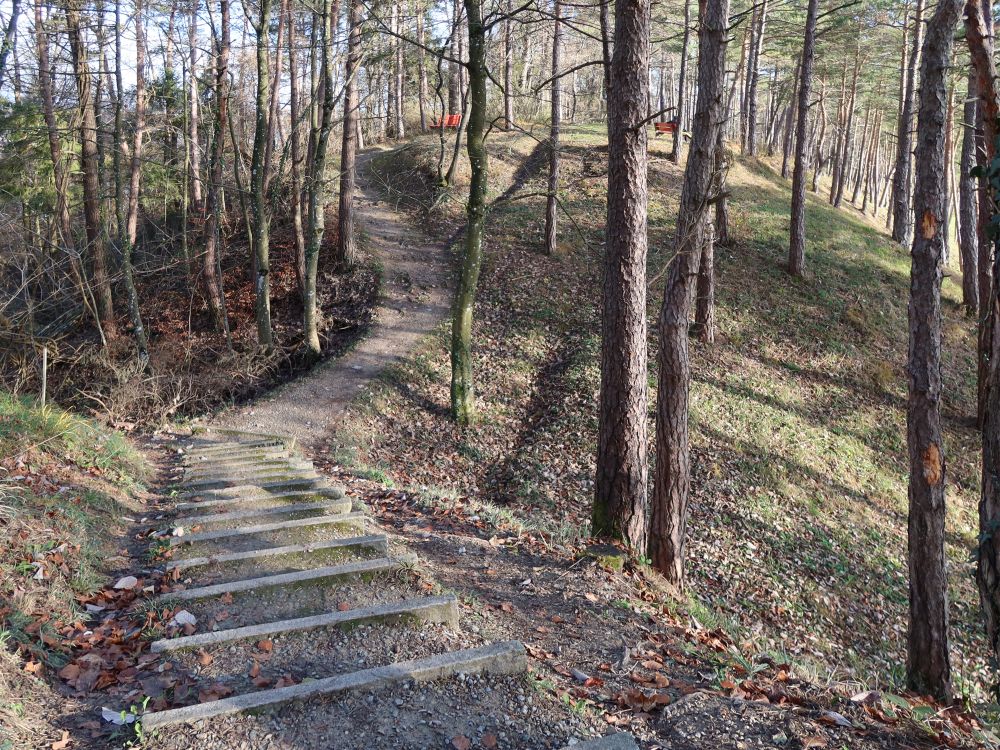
(289, 0), (306, 291)
(966, 0), (1000, 677)
(0, 0), (21, 90)
(905, 0), (962, 701)
(203, 0), (232, 340)
(250, 0), (275, 348)
(122, 0), (150, 361)
(789, 0), (818, 278)
(891, 0), (924, 247)
(744, 0), (767, 156)
(337, 0), (363, 268)
(188, 0), (203, 212)
(650, 0), (729, 586)
(671, 0), (691, 164)
(66, 0), (116, 338)
(592, 0), (650, 550)
(959, 73), (979, 316)
(449, 0), (489, 425)
(544, 0), (562, 255)
(418, 2), (429, 131)
(304, 0), (336, 354)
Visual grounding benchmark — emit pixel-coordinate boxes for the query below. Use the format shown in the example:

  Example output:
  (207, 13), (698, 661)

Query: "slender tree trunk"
(449, 0), (462, 112)
(418, 3), (429, 131)
(744, 0), (767, 156)
(395, 2), (405, 138)
(504, 0), (514, 128)
(188, 0), (203, 212)
(122, 0), (150, 361)
(671, 0), (690, 164)
(960, 73), (979, 315)
(780, 55), (800, 179)
(203, 0), (232, 339)
(449, 0), (488, 425)
(593, 0), (650, 549)
(304, 0), (336, 354)
(906, 0), (962, 701)
(598, 0), (612, 101)
(337, 0), (363, 267)
(544, 0), (562, 255)
(66, 0), (116, 339)
(289, 0), (306, 291)
(650, 0), (729, 586)
(834, 35), (862, 206)
(966, 0), (1000, 674)
(251, 0), (275, 348)
(789, 0), (817, 277)
(0, 0), (21, 92)
(892, 0), (925, 246)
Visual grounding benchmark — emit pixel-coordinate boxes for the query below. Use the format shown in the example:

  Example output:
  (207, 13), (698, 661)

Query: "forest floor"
(3, 126), (996, 749)
(312, 126), (993, 746)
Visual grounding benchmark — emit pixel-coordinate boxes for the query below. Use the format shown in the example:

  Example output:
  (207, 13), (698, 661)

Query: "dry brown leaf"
(197, 649), (213, 667)
(258, 639), (273, 653)
(51, 730), (71, 750)
(482, 733), (498, 749)
(451, 736), (471, 750)
(801, 736), (828, 749)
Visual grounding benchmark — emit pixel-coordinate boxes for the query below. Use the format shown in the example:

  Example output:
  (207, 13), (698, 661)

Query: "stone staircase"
(141, 429), (527, 732)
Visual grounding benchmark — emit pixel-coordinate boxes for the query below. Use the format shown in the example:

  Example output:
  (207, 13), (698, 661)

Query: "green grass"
(340, 126), (988, 699)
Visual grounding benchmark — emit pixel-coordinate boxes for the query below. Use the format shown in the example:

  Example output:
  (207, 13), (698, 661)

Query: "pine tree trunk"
(0, 0), (20, 87)
(650, 0), (729, 586)
(891, 0), (924, 246)
(959, 73), (979, 315)
(337, 0), (363, 267)
(780, 55), (800, 179)
(788, 0), (818, 277)
(598, 0), (611, 101)
(188, 0), (203, 212)
(905, 0), (962, 701)
(966, 0), (1000, 672)
(592, 0), (650, 549)
(544, 0), (562, 255)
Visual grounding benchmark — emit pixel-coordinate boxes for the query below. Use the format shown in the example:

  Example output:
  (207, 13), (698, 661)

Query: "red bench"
(653, 120), (678, 136)
(430, 113), (462, 129)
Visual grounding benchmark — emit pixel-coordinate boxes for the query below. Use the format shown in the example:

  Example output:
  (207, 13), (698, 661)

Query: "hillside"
(333, 126), (988, 709)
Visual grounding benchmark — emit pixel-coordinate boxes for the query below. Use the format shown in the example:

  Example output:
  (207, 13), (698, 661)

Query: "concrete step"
(174, 487), (346, 512)
(164, 533), (388, 574)
(183, 459), (306, 480)
(172, 499), (352, 530)
(160, 553), (418, 602)
(168, 512), (366, 548)
(560, 734), (639, 750)
(183, 448), (290, 465)
(184, 439), (284, 455)
(150, 594), (459, 653)
(178, 477), (328, 500)
(140, 640), (527, 729)
(181, 470), (319, 491)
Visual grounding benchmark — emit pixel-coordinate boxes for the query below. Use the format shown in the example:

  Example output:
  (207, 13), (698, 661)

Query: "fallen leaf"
(197, 650), (213, 667)
(249, 661), (261, 679)
(58, 663), (81, 682)
(819, 711), (853, 728)
(451, 736), (471, 750)
(51, 730), (71, 750)
(500, 602), (515, 613)
(337, 602), (351, 612)
(220, 592), (234, 604)
(24, 660), (43, 675)
(258, 639), (273, 653)
(482, 733), (498, 749)
(801, 736), (827, 749)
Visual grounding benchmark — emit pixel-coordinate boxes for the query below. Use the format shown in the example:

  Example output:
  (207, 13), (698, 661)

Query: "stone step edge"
(191, 426), (297, 446)
(163, 533), (388, 573)
(149, 594), (458, 653)
(174, 487), (346, 511)
(158, 553), (417, 602)
(178, 477), (325, 499)
(559, 733), (639, 750)
(181, 470), (319, 490)
(167, 512), (366, 547)
(172, 499), (353, 529)
(182, 439), (286, 455)
(182, 458), (308, 477)
(183, 448), (290, 464)
(140, 640), (526, 729)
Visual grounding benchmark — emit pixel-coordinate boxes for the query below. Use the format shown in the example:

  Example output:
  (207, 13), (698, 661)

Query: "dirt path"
(211, 148), (451, 448)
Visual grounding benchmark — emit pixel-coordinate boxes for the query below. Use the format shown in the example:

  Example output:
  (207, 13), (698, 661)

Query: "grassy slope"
(0, 394), (148, 748)
(340, 124), (987, 700)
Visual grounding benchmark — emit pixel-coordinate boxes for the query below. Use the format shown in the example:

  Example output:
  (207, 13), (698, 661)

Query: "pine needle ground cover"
(337, 126), (987, 699)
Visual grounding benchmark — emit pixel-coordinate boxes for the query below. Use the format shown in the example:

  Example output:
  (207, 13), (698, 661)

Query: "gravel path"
(209, 148), (451, 449)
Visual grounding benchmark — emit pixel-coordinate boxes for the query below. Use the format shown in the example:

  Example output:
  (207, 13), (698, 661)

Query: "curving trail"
(211, 148), (451, 449)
